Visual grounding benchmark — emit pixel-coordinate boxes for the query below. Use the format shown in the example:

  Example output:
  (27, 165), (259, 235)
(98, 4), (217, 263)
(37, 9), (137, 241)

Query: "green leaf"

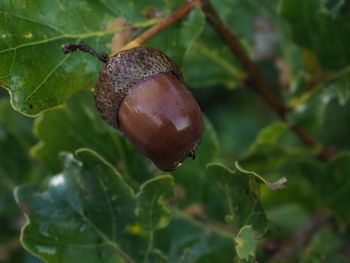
(299, 152), (350, 221)
(182, 0), (281, 89)
(97, 0), (183, 23)
(299, 226), (342, 263)
(0, 0), (120, 115)
(0, 98), (40, 261)
(136, 176), (174, 262)
(15, 149), (175, 263)
(287, 87), (334, 133)
(0, 98), (36, 216)
(249, 121), (288, 145)
(0, 128), (29, 195)
(0, 110), (32, 186)
(317, 97), (350, 150)
(239, 121), (311, 174)
(0, 0), (203, 116)
(31, 91), (152, 183)
(279, 0), (350, 70)
(157, 213), (234, 262)
(137, 176), (174, 231)
(328, 72), (350, 106)
(235, 162), (287, 191)
(31, 91), (121, 171)
(235, 225), (257, 261)
(172, 118), (227, 221)
(182, 39), (242, 88)
(266, 203), (310, 232)
(0, 99), (36, 149)
(207, 163), (267, 235)
(148, 7), (206, 67)
(238, 122), (321, 216)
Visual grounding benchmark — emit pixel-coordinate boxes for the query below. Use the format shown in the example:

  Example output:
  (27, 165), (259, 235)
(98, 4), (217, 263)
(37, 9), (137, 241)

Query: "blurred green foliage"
(1, 0), (350, 262)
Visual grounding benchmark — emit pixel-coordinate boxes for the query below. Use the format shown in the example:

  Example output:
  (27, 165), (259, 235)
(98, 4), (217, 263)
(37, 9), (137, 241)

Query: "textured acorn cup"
(94, 47), (203, 171)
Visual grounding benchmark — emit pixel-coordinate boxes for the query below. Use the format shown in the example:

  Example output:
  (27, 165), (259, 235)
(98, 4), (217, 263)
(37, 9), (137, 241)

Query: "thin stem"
(200, 0), (334, 161)
(63, 43), (109, 63)
(117, 0), (199, 53)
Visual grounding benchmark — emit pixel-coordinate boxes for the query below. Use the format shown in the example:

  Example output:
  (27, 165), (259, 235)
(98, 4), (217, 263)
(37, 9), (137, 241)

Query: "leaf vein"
(96, 171), (117, 243)
(0, 10), (64, 34)
(24, 53), (71, 102)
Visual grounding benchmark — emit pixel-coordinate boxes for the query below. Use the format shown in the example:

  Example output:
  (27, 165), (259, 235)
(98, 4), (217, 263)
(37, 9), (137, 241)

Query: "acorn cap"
(94, 47), (183, 129)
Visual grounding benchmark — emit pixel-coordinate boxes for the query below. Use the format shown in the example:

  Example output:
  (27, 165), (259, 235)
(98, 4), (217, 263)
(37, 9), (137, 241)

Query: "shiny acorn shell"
(94, 47), (203, 171)
(94, 47), (182, 129)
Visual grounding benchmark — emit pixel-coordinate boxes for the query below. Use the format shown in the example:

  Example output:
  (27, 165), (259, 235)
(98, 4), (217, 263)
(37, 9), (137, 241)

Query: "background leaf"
(279, 0), (350, 70)
(299, 152), (350, 221)
(0, 98), (41, 262)
(0, 98), (36, 216)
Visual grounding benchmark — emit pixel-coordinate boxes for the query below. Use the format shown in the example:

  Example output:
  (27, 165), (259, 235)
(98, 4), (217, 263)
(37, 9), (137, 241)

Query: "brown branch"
(199, 0), (287, 119)
(117, 0), (199, 54)
(200, 0), (334, 161)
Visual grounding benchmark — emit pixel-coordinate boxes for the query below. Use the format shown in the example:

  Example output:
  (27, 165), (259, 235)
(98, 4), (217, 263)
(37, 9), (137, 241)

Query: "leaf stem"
(200, 0), (334, 161)
(117, 0), (199, 54)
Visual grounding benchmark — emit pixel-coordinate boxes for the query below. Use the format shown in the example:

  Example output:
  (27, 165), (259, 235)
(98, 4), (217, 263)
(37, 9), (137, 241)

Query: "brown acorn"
(64, 44), (203, 171)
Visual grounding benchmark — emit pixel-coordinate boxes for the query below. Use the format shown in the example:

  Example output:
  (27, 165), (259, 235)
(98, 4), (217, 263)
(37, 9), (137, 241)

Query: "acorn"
(63, 44), (203, 171)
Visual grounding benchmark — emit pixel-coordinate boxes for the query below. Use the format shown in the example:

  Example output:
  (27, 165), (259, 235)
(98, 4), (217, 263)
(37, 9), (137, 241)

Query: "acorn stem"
(188, 150), (196, 160)
(63, 43), (109, 63)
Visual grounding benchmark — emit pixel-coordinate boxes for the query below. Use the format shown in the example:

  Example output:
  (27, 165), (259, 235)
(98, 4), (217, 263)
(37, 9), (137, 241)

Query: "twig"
(199, 0), (287, 119)
(200, 0), (334, 161)
(118, 0), (199, 53)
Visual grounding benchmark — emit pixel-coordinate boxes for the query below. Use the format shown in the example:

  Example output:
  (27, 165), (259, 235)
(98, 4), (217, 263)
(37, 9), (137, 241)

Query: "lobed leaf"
(15, 149), (175, 263)
(157, 215), (234, 262)
(207, 163), (267, 236)
(0, 0), (205, 116)
(31, 91), (152, 184)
